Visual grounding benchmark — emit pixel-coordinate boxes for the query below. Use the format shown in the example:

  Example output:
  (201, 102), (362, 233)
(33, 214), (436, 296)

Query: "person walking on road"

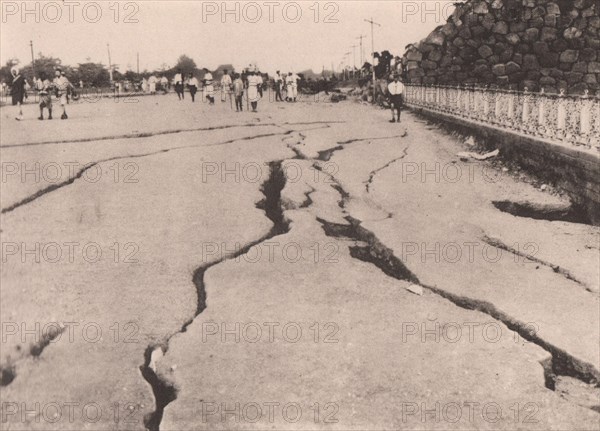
(37, 71), (53, 120)
(203, 68), (215, 105)
(174, 69), (184, 100)
(54, 68), (73, 119)
(233, 73), (244, 112)
(247, 71), (260, 112)
(220, 69), (232, 103)
(10, 67), (26, 121)
(387, 74), (405, 123)
(187, 73), (199, 102)
(274, 71), (283, 102)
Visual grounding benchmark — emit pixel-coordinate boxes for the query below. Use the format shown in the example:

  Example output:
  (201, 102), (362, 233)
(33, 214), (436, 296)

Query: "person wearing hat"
(10, 67), (26, 121)
(387, 74), (405, 123)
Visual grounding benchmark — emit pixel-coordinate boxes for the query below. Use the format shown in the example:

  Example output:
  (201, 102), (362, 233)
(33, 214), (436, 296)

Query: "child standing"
(37, 72), (53, 120)
(233, 74), (244, 112)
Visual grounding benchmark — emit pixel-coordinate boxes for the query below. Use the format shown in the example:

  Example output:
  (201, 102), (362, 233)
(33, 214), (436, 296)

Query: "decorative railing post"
(580, 90), (591, 137)
(538, 88), (546, 136)
(507, 89), (514, 121)
(522, 87), (529, 131)
(557, 89), (566, 134)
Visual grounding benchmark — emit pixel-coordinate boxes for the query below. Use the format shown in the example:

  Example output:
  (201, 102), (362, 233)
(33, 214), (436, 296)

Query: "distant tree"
(77, 62), (110, 87)
(124, 70), (140, 82)
(20, 54), (63, 80)
(174, 55), (197, 73)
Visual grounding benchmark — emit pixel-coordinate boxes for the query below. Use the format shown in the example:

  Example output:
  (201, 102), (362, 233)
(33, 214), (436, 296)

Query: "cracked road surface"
(1, 96), (598, 430)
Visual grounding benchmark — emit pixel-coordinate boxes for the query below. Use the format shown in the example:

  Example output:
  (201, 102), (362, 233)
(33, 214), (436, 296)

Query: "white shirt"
(388, 81), (405, 95)
(204, 72), (213, 85)
(256, 75), (263, 84)
(221, 74), (232, 86)
(174, 73), (183, 84)
(247, 75), (260, 86)
(188, 77), (199, 87)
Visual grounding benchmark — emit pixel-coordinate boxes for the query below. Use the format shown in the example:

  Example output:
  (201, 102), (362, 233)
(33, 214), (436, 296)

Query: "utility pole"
(356, 35), (366, 68)
(29, 40), (35, 78)
(107, 43), (113, 82)
(344, 52), (350, 80)
(136, 52), (140, 75)
(364, 18), (381, 104)
(350, 45), (357, 78)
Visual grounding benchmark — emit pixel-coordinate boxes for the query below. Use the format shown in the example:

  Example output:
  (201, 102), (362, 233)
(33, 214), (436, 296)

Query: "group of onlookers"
(6, 66), (73, 121)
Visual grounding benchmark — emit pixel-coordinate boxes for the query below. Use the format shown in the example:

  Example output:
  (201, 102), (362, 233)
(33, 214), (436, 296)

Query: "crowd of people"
(166, 66), (302, 113)
(8, 66), (75, 121)
(4, 64), (404, 121)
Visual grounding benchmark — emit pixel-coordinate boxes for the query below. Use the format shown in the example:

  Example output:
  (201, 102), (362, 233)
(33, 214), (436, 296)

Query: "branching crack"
(140, 161), (291, 431)
(317, 185), (600, 413)
(364, 146), (409, 192)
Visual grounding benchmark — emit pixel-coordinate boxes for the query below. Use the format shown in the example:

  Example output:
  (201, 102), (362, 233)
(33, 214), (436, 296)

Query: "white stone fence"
(404, 84), (600, 150)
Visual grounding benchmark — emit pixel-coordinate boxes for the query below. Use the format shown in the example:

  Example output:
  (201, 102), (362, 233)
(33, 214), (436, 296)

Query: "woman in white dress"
(246, 71), (260, 112)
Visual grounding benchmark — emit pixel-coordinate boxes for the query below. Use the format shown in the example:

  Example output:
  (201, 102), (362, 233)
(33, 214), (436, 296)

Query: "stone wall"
(402, 0), (600, 94)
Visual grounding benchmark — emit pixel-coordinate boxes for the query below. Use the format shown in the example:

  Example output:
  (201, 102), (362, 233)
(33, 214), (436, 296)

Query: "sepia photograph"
(0, 0), (599, 430)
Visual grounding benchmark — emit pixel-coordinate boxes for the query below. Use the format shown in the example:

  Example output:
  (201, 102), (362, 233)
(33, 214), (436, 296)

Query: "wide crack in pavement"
(139, 160), (291, 431)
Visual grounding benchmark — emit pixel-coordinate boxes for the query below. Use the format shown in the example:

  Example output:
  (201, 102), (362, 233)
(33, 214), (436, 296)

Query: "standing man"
(290, 72), (299, 102)
(148, 75), (157, 95)
(54, 68), (73, 119)
(187, 73), (199, 102)
(10, 67), (26, 121)
(174, 69), (184, 100)
(256, 70), (264, 98)
(220, 69), (232, 103)
(233, 73), (244, 112)
(387, 74), (405, 123)
(203, 68), (215, 105)
(274, 71), (283, 102)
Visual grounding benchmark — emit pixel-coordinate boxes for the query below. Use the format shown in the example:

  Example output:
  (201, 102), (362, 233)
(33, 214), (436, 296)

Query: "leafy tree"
(174, 55), (197, 73)
(77, 62), (110, 87)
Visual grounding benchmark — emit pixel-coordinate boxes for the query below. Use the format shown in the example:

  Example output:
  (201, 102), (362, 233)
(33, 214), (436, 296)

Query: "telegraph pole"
(364, 18), (381, 103)
(350, 45), (357, 78)
(356, 35), (366, 68)
(107, 43), (113, 82)
(29, 40), (35, 78)
(136, 52), (140, 75)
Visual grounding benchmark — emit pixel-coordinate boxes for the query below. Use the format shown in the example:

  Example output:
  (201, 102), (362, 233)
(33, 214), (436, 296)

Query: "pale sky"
(1, 1), (457, 75)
